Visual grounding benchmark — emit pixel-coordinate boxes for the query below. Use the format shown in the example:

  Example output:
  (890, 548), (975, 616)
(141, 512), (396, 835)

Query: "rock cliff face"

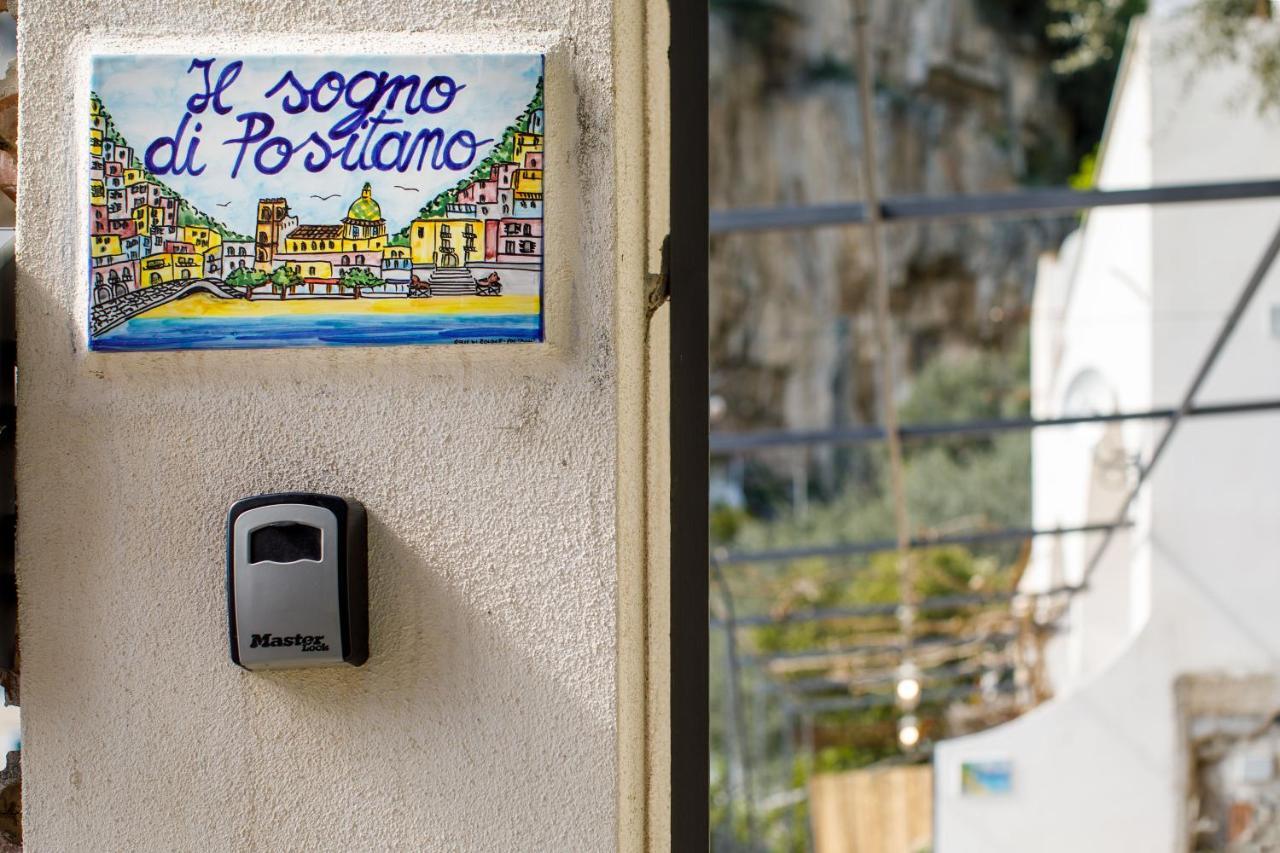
(710, 0), (1082, 440)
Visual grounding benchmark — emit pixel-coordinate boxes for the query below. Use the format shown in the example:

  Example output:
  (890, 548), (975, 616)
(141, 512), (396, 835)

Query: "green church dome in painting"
(346, 183), (383, 222)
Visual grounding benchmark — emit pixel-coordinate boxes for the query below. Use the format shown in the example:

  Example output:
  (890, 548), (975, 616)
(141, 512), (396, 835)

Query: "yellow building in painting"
(512, 169), (543, 199)
(278, 183), (388, 259)
(89, 99), (105, 159)
(138, 252), (201, 286)
(90, 234), (121, 259)
(512, 131), (543, 165)
(341, 182), (387, 252)
(409, 218), (482, 267)
(283, 226), (343, 255)
(179, 225), (221, 254)
(132, 205), (166, 237)
(282, 259), (334, 279)
(90, 180), (106, 206)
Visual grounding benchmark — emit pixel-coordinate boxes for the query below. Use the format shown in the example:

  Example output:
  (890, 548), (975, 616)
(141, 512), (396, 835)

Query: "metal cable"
(852, 0), (917, 667)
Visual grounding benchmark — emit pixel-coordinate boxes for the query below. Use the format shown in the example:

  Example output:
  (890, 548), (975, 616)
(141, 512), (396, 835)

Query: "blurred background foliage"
(707, 1), (1280, 850)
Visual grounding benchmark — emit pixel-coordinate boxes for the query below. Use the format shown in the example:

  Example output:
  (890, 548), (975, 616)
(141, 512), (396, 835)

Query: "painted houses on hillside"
(411, 109), (545, 269)
(88, 95), (246, 304)
(89, 92), (546, 305)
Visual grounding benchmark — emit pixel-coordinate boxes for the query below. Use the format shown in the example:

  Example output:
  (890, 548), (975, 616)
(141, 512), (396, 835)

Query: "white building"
(221, 239), (254, 275)
(934, 9), (1280, 851)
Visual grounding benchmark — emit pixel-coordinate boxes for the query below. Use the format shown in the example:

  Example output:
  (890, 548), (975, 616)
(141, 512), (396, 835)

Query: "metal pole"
(801, 710), (817, 852)
(748, 631), (1019, 667)
(709, 397), (1280, 454)
(1079, 219), (1280, 588)
(719, 520), (1130, 566)
(709, 586), (1079, 629)
(768, 657), (1004, 696)
(710, 557), (757, 843)
(781, 703), (798, 847)
(0, 237), (14, 677)
(667, 0), (709, 847)
(793, 682), (1016, 715)
(709, 179), (1280, 234)
(751, 666), (768, 812)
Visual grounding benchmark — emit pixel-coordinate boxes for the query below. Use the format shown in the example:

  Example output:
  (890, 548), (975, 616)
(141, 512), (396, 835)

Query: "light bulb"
(898, 715), (920, 748)
(896, 677), (921, 703)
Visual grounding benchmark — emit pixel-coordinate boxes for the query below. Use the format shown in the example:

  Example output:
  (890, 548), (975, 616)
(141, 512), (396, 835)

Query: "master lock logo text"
(249, 633), (330, 653)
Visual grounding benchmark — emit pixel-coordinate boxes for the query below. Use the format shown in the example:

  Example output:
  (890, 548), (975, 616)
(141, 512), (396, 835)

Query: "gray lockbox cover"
(228, 495), (367, 670)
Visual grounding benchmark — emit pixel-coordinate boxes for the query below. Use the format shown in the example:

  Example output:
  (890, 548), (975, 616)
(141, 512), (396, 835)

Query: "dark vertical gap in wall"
(668, 1), (710, 848)
(0, 237), (15, 678)
(0, 234), (19, 850)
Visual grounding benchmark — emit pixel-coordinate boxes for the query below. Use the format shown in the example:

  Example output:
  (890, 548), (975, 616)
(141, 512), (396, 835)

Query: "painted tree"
(269, 265), (302, 300)
(338, 267), (382, 299)
(225, 267), (266, 301)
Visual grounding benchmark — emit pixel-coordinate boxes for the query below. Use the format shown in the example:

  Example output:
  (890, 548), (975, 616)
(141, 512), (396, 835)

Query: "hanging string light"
(898, 714), (921, 749)
(896, 660), (922, 706)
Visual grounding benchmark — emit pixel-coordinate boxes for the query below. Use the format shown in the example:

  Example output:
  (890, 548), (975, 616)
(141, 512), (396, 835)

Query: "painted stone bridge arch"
(91, 278), (244, 337)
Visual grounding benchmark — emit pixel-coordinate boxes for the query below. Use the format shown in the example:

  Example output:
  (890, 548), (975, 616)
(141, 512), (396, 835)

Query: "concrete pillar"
(16, 1), (668, 849)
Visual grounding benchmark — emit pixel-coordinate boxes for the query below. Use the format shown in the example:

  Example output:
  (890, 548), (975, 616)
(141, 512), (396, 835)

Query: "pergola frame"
(663, 3), (1280, 848)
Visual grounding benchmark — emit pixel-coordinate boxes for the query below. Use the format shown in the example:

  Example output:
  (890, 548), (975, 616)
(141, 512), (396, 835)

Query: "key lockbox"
(227, 493), (368, 670)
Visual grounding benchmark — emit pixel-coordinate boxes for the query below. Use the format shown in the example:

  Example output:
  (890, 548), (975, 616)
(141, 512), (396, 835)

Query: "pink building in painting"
(495, 218), (541, 264)
(90, 257), (138, 303)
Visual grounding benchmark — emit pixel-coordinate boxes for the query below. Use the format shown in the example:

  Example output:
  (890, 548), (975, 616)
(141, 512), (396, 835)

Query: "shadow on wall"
(218, 510), (619, 849)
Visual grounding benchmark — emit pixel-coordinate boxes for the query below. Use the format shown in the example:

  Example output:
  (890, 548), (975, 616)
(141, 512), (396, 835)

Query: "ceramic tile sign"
(87, 54), (545, 350)
(960, 760), (1012, 796)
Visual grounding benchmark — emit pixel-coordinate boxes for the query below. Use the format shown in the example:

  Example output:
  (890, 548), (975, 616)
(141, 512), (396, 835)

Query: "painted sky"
(91, 54), (543, 234)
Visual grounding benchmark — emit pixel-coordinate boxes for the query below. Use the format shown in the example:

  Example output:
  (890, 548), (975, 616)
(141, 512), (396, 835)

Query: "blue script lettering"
(224, 108), (491, 177)
(223, 112), (274, 179)
(144, 112), (207, 176)
(185, 58), (243, 116)
(156, 59), (491, 179)
(264, 69), (465, 138)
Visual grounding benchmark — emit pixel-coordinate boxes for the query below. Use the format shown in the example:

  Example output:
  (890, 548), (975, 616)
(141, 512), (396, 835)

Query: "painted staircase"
(427, 267), (477, 296)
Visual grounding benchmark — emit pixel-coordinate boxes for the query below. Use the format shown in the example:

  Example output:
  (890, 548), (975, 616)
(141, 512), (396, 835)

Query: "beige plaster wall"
(613, 0), (672, 850)
(15, 1), (657, 849)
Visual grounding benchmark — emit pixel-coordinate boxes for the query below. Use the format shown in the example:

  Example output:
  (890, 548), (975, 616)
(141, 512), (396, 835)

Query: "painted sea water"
(94, 311), (542, 350)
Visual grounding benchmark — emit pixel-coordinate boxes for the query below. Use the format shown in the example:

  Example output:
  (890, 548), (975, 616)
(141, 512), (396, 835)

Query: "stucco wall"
(934, 15), (1280, 852)
(16, 2), (648, 850)
(1021, 20), (1154, 694)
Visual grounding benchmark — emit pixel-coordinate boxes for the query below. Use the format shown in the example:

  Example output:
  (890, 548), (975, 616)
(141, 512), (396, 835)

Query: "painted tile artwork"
(87, 54), (545, 350)
(960, 760), (1013, 796)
